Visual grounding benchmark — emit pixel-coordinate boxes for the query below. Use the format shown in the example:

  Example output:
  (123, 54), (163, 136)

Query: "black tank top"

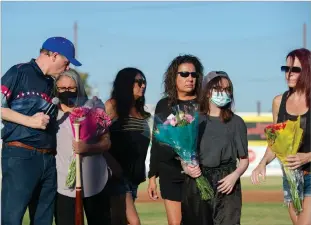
(109, 116), (151, 185)
(277, 91), (311, 172)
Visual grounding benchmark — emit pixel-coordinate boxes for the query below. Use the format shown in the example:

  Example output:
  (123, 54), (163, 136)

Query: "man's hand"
(1, 108), (49, 130)
(30, 112), (50, 130)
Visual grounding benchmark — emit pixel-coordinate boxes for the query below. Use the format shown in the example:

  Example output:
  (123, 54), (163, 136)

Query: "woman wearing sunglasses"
(251, 48), (311, 225)
(147, 54), (204, 225)
(105, 67), (151, 225)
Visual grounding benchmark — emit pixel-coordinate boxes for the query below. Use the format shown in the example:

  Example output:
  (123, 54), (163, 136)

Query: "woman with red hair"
(251, 48), (311, 224)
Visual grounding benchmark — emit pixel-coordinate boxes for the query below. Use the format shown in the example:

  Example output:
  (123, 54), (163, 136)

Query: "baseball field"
(22, 176), (292, 225)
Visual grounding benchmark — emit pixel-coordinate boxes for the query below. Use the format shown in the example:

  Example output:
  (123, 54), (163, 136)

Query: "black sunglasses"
(177, 71), (198, 78)
(135, 79), (146, 87)
(281, 66), (302, 73)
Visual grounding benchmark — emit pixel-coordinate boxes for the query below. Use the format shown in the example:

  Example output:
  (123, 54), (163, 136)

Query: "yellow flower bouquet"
(264, 116), (304, 214)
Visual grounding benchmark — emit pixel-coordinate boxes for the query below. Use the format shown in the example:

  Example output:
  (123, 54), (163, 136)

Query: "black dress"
(182, 114), (248, 225)
(148, 97), (198, 201)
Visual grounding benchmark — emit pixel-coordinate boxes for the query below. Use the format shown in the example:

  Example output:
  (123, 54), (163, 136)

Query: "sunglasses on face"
(281, 66), (302, 73)
(177, 71), (198, 78)
(135, 79), (146, 88)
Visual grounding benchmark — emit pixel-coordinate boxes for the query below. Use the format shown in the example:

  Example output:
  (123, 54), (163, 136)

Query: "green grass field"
(136, 202), (291, 225)
(22, 176), (291, 225)
(135, 176), (291, 225)
(240, 175), (283, 190)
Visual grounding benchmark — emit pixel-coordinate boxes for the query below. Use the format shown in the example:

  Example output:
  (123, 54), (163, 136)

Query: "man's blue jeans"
(1, 144), (57, 225)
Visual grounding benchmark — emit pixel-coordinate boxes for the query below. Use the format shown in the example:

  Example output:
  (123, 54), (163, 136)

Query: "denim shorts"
(108, 177), (138, 200)
(283, 173), (311, 203)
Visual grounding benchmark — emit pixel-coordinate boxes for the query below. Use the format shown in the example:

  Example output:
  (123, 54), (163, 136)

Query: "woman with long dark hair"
(251, 48), (311, 225)
(105, 67), (151, 225)
(181, 71), (249, 225)
(147, 54), (204, 225)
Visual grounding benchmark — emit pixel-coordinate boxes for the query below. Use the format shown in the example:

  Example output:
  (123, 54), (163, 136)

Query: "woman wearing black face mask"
(54, 69), (112, 225)
(57, 89), (78, 106)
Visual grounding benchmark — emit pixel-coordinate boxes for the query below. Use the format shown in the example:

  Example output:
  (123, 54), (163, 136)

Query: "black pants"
(182, 163), (242, 225)
(54, 186), (111, 225)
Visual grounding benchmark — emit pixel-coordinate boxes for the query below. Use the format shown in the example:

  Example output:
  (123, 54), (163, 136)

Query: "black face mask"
(58, 91), (78, 106)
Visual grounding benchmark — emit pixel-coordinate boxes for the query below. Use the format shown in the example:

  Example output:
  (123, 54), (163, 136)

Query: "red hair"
(286, 48), (311, 108)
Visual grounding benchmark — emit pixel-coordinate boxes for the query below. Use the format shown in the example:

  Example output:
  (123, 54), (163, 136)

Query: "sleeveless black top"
(109, 116), (151, 185)
(277, 91), (311, 172)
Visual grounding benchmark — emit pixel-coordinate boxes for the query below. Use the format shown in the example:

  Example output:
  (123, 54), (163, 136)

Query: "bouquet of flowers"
(65, 96), (112, 188)
(264, 116), (304, 214)
(153, 104), (214, 200)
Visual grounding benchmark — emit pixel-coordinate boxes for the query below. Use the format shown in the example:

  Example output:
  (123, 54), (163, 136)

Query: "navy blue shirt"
(1, 59), (57, 149)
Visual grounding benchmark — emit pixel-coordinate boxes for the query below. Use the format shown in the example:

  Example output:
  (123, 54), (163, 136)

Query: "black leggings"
(54, 186), (111, 225)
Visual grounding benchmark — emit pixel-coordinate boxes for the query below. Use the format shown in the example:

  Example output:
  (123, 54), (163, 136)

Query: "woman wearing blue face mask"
(181, 71), (249, 225)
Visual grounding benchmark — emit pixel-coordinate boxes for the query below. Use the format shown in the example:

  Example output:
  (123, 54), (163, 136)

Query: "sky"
(1, 1), (311, 112)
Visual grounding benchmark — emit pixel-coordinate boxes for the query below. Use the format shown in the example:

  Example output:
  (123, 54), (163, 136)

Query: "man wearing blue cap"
(1, 37), (81, 225)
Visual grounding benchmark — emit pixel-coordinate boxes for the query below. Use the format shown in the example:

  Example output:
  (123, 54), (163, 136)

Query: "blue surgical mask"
(210, 91), (231, 107)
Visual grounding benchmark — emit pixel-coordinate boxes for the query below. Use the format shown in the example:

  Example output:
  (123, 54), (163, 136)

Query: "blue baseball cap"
(42, 37), (82, 66)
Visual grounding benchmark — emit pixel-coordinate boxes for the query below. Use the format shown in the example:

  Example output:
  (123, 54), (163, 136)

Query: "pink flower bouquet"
(69, 96), (111, 141)
(66, 96), (112, 188)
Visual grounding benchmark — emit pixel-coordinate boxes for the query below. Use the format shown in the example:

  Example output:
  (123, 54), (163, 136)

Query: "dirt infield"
(136, 190), (284, 203)
(241, 190), (283, 202)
